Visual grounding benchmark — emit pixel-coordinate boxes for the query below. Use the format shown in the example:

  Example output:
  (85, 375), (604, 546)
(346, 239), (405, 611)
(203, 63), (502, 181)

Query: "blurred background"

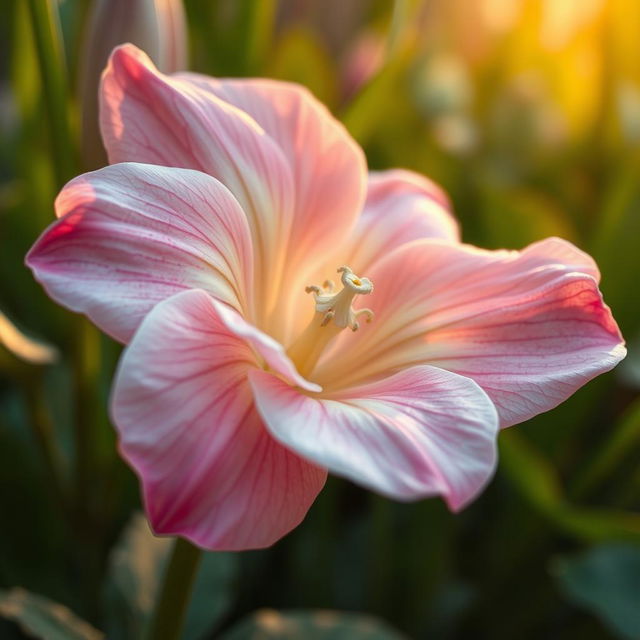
(1, 0), (639, 638)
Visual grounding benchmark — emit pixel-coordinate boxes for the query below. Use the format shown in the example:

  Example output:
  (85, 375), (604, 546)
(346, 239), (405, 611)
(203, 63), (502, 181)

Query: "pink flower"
(26, 45), (625, 550)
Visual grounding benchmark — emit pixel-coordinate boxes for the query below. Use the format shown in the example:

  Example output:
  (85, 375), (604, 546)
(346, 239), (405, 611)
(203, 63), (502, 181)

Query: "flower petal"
(316, 238), (625, 427)
(111, 289), (326, 550)
(100, 44), (295, 319)
(339, 169), (459, 272)
(177, 73), (367, 279)
(27, 162), (253, 343)
(251, 365), (498, 511)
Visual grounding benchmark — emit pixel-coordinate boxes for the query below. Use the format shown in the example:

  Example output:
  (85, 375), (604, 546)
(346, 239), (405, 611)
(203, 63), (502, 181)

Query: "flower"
(26, 44), (625, 550)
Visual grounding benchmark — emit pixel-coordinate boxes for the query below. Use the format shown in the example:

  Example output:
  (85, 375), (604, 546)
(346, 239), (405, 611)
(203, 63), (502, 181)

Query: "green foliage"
(103, 513), (171, 639)
(104, 513), (238, 640)
(220, 609), (408, 640)
(500, 431), (640, 544)
(1, 0), (640, 638)
(553, 545), (640, 639)
(591, 157), (640, 336)
(267, 28), (338, 107)
(0, 589), (102, 640)
(182, 549), (239, 640)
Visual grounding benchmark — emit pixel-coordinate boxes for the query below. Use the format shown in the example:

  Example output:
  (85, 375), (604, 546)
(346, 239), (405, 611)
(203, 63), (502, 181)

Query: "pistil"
(287, 266), (373, 378)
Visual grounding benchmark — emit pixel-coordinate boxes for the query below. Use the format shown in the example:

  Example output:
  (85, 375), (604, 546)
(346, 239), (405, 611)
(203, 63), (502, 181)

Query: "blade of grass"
(25, 0), (76, 187)
(571, 396), (640, 499)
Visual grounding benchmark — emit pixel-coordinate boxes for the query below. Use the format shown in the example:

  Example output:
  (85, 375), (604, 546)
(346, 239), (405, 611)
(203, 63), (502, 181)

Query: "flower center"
(286, 266), (374, 378)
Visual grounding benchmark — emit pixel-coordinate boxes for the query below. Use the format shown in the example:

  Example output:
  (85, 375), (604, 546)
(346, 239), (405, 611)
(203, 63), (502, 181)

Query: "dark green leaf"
(552, 544), (640, 639)
(103, 513), (171, 640)
(591, 158), (640, 336)
(182, 550), (238, 640)
(499, 430), (563, 512)
(500, 431), (640, 543)
(104, 512), (238, 640)
(0, 588), (102, 640)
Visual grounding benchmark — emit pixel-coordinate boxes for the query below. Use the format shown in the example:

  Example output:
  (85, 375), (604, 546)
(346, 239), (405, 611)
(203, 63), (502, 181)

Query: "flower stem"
(243, 0), (276, 74)
(386, 0), (409, 61)
(26, 0), (76, 187)
(71, 318), (100, 511)
(145, 537), (202, 640)
(24, 374), (68, 513)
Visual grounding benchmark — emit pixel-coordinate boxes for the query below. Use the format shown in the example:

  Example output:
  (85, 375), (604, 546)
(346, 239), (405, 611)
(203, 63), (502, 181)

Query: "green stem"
(25, 374), (68, 512)
(26, 0), (76, 187)
(386, 0), (409, 61)
(369, 495), (393, 616)
(244, 0), (276, 74)
(145, 538), (202, 640)
(72, 319), (100, 510)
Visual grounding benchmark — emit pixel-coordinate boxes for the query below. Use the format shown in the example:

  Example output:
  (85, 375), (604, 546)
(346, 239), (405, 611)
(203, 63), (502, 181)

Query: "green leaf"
(242, 0), (276, 74)
(340, 50), (412, 146)
(0, 588), (103, 640)
(499, 431), (640, 543)
(220, 609), (408, 640)
(553, 508), (640, 544)
(340, 1), (422, 145)
(103, 513), (171, 640)
(552, 544), (640, 639)
(266, 28), (338, 107)
(477, 184), (577, 250)
(181, 549), (238, 640)
(104, 512), (238, 640)
(591, 157), (640, 336)
(499, 430), (563, 512)
(572, 394), (640, 497)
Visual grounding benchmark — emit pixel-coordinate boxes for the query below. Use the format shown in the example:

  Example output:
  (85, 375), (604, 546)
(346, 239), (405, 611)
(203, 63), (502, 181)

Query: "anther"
(287, 266), (374, 377)
(306, 266), (374, 331)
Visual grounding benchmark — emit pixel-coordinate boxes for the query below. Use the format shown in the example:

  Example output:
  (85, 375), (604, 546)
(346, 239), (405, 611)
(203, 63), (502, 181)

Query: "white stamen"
(287, 266), (374, 377)
(306, 266), (374, 331)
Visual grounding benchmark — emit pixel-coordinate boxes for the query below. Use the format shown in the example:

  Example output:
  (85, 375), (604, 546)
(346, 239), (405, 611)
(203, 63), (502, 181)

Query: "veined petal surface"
(100, 44), (295, 320)
(290, 168), (459, 342)
(177, 73), (368, 337)
(315, 238), (624, 427)
(27, 163), (253, 342)
(178, 74), (367, 275)
(251, 365), (498, 511)
(339, 168), (459, 273)
(111, 289), (326, 550)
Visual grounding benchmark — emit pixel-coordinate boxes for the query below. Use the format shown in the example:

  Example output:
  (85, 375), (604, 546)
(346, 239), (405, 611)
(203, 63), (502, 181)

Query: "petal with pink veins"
(339, 169), (459, 273)
(100, 44), (295, 316)
(176, 73), (367, 281)
(314, 238), (625, 427)
(251, 365), (498, 511)
(27, 162), (253, 343)
(111, 289), (326, 551)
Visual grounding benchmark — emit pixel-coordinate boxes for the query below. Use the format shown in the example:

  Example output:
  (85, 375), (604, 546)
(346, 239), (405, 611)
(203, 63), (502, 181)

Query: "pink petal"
(100, 44), (295, 319)
(27, 163), (253, 343)
(111, 289), (326, 550)
(315, 238), (624, 427)
(339, 169), (459, 273)
(177, 73), (367, 279)
(251, 365), (498, 511)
